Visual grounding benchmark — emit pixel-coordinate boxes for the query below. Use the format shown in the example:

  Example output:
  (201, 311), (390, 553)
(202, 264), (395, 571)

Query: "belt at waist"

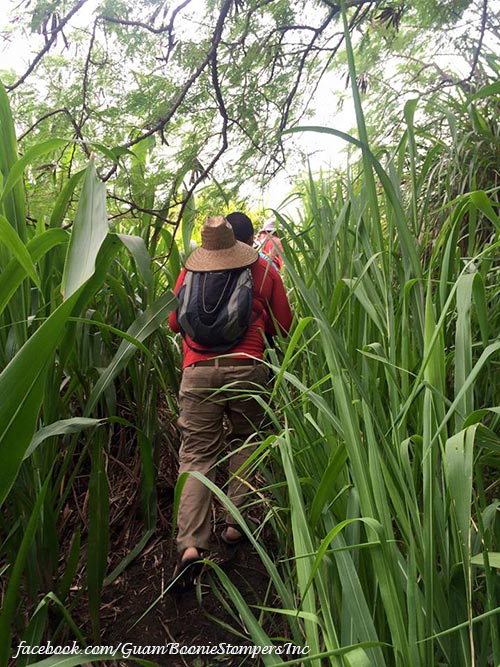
(188, 358), (259, 368)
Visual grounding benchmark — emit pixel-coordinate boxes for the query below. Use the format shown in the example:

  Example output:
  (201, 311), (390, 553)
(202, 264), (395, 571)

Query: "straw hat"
(184, 216), (258, 272)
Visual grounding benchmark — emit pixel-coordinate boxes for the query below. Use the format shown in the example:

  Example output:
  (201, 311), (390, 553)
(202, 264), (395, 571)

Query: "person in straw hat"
(168, 215), (292, 591)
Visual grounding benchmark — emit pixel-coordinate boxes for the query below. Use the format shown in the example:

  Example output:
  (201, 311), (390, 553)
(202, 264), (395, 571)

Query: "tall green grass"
(210, 167), (500, 665)
(2, 2), (500, 663)
(0, 79), (180, 662)
(200, 6), (500, 666)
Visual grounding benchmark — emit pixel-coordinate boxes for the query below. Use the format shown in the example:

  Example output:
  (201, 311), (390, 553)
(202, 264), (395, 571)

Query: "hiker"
(227, 212), (281, 349)
(227, 211), (278, 274)
(168, 215), (292, 591)
(226, 211), (255, 247)
(256, 219), (284, 272)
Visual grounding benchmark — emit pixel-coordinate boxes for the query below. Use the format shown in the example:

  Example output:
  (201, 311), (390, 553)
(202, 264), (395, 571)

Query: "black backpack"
(176, 268), (254, 353)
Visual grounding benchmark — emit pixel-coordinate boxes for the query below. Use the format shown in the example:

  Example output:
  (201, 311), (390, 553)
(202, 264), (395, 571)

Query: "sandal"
(169, 551), (204, 594)
(220, 523), (247, 546)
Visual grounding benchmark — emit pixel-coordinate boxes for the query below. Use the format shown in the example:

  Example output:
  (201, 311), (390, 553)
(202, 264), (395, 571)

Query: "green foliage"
(1, 0), (499, 662)
(206, 153), (500, 664)
(178, 8), (500, 664)
(0, 81), (179, 660)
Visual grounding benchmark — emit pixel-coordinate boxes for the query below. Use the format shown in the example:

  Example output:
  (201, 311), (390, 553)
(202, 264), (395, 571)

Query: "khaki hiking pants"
(176, 362), (269, 554)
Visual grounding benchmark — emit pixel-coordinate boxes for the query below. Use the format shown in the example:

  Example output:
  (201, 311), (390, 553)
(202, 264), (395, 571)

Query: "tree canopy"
(0, 0), (497, 231)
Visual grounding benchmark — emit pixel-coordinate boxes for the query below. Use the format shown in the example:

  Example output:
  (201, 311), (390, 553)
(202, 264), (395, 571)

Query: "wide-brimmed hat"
(184, 216), (258, 272)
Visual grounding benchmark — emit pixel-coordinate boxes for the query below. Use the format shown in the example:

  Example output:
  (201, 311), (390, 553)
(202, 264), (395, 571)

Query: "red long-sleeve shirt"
(168, 256), (293, 368)
(261, 236), (284, 271)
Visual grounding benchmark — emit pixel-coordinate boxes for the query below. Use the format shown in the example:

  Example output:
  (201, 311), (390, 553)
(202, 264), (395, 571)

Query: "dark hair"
(226, 212), (254, 243)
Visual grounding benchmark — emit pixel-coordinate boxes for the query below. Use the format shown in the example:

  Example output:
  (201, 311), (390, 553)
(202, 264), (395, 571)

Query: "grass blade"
(62, 159), (108, 299)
